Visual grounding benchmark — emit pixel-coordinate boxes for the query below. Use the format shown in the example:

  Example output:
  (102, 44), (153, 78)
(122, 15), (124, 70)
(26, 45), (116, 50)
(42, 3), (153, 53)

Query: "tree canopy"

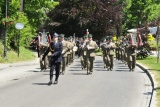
(45, 0), (123, 39)
(0, 0), (58, 48)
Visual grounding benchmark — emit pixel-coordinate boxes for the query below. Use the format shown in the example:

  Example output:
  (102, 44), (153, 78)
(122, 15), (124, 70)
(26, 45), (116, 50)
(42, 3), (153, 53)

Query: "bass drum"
(73, 46), (78, 52)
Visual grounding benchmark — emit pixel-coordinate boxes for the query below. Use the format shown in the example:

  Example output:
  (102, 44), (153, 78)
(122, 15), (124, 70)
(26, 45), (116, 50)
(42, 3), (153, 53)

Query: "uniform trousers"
(62, 57), (66, 73)
(109, 55), (114, 69)
(50, 62), (61, 81)
(88, 57), (95, 72)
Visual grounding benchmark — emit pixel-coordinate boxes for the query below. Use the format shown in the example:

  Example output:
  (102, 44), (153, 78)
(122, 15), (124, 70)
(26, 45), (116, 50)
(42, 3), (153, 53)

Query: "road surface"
(0, 56), (152, 107)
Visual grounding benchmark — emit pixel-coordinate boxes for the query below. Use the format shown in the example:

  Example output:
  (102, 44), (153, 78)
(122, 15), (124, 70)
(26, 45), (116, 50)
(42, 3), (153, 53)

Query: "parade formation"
(36, 29), (141, 85)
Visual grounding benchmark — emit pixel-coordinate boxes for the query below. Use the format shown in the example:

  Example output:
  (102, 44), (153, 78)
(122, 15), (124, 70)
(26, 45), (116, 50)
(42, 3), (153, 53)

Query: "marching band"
(37, 30), (138, 85)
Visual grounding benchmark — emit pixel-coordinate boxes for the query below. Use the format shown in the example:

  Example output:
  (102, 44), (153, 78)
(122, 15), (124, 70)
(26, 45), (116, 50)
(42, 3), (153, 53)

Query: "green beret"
(70, 36), (73, 39)
(64, 37), (67, 40)
(88, 34), (93, 38)
(60, 34), (65, 38)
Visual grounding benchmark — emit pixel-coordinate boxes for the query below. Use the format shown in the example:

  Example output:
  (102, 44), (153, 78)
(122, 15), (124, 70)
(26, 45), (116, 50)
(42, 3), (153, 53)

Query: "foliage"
(0, 0), (58, 51)
(122, 0), (160, 35)
(24, 0), (59, 30)
(0, 41), (36, 63)
(46, 0), (123, 39)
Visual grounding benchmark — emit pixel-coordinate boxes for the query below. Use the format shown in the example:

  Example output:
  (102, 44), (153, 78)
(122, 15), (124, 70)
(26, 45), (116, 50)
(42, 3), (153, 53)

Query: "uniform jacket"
(108, 42), (116, 55)
(61, 40), (69, 57)
(43, 41), (63, 63)
(70, 42), (76, 53)
(87, 40), (98, 57)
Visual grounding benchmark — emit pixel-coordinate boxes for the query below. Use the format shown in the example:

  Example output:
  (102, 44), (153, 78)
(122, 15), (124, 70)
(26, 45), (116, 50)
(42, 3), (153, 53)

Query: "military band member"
(42, 34), (63, 85)
(115, 41), (121, 60)
(100, 38), (108, 68)
(79, 37), (85, 69)
(60, 34), (69, 75)
(86, 34), (98, 74)
(127, 43), (137, 71)
(38, 32), (49, 71)
(71, 37), (76, 63)
(82, 35), (89, 70)
(107, 37), (116, 71)
(66, 38), (70, 67)
(68, 37), (74, 64)
(120, 38), (128, 64)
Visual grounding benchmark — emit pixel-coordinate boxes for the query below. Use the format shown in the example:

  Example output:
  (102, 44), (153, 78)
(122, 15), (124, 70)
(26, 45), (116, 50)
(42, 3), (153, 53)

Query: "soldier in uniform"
(38, 32), (49, 72)
(66, 38), (70, 67)
(100, 38), (108, 68)
(86, 34), (98, 74)
(82, 35), (89, 70)
(60, 34), (69, 75)
(107, 37), (116, 71)
(126, 35), (137, 71)
(79, 37), (85, 69)
(42, 34), (63, 85)
(68, 37), (74, 64)
(71, 36), (76, 63)
(120, 37), (128, 64)
(115, 40), (121, 60)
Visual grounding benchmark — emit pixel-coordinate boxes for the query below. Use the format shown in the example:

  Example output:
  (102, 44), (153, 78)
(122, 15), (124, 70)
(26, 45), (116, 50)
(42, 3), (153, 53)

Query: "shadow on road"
(32, 83), (49, 85)
(70, 73), (87, 75)
(70, 70), (82, 71)
(115, 70), (130, 72)
(94, 69), (108, 71)
(94, 62), (103, 64)
(70, 67), (82, 69)
(143, 92), (152, 95)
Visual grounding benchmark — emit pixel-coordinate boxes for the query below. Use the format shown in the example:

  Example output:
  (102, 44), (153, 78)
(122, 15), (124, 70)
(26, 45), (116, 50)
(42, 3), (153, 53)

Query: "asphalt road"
(0, 56), (152, 107)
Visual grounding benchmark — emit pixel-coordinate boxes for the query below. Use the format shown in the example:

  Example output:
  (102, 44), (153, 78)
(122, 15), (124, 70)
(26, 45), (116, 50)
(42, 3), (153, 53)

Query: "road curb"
(136, 63), (157, 107)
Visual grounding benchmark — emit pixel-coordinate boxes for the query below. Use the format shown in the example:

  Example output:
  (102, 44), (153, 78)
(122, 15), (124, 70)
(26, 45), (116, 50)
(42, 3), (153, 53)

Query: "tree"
(0, 0), (58, 49)
(45, 0), (123, 39)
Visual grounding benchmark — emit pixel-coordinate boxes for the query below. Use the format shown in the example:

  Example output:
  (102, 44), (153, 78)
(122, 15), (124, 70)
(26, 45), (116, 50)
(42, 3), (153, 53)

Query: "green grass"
(0, 42), (36, 63)
(137, 56), (160, 107)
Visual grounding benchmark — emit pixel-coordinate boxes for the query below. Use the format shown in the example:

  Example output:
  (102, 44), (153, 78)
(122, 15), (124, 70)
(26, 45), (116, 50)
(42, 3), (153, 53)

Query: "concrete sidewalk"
(0, 57), (40, 84)
(0, 58), (39, 71)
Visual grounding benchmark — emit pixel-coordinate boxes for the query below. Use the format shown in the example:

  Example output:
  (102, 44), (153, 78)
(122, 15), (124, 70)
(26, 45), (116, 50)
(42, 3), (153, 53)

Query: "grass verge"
(137, 56), (160, 107)
(0, 42), (36, 63)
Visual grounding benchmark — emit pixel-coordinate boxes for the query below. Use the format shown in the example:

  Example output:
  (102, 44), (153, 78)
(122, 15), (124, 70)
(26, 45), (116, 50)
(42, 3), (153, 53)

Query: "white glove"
(62, 50), (65, 54)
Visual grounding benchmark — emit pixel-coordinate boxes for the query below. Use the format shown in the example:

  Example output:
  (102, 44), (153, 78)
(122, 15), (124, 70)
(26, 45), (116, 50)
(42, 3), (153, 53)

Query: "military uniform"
(71, 40), (76, 63)
(115, 43), (121, 60)
(107, 39), (116, 70)
(42, 34), (62, 85)
(60, 34), (69, 75)
(127, 45), (137, 71)
(38, 33), (49, 71)
(81, 36), (89, 70)
(79, 38), (85, 69)
(66, 38), (71, 66)
(100, 40), (107, 68)
(68, 37), (74, 64)
(86, 34), (98, 74)
(120, 38), (128, 64)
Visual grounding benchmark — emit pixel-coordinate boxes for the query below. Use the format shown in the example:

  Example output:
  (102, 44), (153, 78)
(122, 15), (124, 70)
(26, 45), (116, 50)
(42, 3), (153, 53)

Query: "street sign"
(15, 22), (24, 30)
